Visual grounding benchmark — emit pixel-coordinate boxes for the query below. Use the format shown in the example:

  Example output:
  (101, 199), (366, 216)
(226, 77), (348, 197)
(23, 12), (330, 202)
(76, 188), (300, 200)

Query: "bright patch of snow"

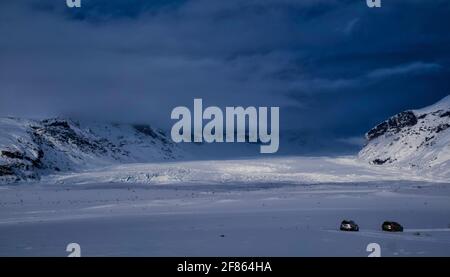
(41, 156), (448, 186)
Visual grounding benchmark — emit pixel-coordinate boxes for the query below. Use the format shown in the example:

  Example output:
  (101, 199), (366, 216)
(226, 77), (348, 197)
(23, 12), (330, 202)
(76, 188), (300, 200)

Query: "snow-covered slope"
(359, 95), (450, 178)
(0, 118), (181, 183)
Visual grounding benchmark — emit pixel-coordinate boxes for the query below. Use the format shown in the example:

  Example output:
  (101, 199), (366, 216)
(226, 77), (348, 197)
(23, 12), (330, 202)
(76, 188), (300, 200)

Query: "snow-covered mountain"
(359, 95), (450, 178)
(0, 118), (182, 183)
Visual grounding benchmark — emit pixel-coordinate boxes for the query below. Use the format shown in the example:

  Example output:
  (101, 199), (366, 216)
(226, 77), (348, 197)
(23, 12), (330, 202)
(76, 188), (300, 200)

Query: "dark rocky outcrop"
(366, 111), (418, 141)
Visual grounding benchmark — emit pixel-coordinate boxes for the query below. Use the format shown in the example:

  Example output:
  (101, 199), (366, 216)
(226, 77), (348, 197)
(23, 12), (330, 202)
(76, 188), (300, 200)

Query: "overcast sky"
(0, 0), (449, 139)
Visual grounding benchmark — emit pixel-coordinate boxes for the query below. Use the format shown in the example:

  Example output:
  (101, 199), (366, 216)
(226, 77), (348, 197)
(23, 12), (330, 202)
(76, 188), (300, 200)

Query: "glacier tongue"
(2, 96), (449, 184)
(359, 95), (450, 179)
(0, 118), (182, 183)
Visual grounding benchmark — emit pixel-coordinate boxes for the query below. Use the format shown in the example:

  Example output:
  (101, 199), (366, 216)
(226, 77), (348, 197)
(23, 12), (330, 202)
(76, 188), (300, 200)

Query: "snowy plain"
(1, 156), (450, 257)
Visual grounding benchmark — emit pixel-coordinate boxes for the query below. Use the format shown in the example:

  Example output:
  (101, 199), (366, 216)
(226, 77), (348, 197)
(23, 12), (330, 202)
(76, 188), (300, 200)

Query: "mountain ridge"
(359, 95), (450, 178)
(0, 117), (181, 183)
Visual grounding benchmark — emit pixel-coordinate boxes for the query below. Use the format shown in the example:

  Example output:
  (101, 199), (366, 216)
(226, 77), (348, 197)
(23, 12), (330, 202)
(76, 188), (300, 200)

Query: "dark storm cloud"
(0, 0), (449, 139)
